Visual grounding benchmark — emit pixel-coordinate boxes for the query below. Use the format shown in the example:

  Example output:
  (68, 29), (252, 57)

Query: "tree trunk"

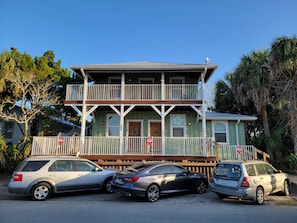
(261, 106), (273, 159)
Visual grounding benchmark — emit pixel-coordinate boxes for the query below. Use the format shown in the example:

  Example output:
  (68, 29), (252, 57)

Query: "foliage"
(213, 37), (297, 159)
(269, 36), (297, 154)
(0, 48), (75, 140)
(284, 153), (297, 171)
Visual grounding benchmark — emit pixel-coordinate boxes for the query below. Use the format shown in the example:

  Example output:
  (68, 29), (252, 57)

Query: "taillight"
(241, 177), (250, 188)
(13, 173), (23, 182)
(124, 176), (139, 182)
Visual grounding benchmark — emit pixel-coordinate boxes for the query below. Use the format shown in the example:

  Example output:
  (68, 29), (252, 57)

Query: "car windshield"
(213, 163), (242, 180)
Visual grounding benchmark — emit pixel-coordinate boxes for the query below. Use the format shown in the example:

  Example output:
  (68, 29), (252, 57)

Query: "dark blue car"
(111, 162), (208, 202)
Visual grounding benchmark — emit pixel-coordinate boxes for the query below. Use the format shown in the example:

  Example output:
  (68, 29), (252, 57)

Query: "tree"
(223, 50), (274, 157)
(269, 36), (297, 154)
(0, 48), (71, 142)
(212, 80), (238, 113)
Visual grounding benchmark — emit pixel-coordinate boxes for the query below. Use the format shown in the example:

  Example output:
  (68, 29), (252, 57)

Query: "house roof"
(71, 61), (218, 83)
(205, 112), (257, 121)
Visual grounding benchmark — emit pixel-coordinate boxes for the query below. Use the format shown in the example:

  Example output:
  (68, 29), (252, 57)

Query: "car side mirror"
(94, 167), (102, 172)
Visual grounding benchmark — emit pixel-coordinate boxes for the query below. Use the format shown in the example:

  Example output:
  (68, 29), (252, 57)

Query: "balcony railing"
(31, 136), (215, 157)
(65, 84), (201, 101)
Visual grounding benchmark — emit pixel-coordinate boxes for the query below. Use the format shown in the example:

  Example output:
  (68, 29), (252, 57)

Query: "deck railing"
(31, 136), (215, 156)
(65, 84), (201, 101)
(31, 136), (268, 161)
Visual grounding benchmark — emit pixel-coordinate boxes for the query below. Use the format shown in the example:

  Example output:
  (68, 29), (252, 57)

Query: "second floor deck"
(65, 84), (203, 105)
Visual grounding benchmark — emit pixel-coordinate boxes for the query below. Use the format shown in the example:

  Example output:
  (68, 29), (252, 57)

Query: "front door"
(149, 122), (162, 154)
(128, 121), (142, 153)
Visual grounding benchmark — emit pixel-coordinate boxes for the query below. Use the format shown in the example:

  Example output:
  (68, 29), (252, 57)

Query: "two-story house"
(32, 61), (265, 161)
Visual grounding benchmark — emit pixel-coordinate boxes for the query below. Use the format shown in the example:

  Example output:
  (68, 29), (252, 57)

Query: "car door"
(74, 160), (104, 190)
(48, 160), (77, 192)
(263, 163), (281, 193)
(254, 163), (273, 194)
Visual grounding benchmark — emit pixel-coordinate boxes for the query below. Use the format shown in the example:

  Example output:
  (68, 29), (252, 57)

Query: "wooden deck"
(80, 155), (218, 182)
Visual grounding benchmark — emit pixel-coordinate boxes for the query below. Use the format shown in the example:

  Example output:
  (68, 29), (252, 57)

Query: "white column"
(80, 68), (88, 154)
(201, 63), (208, 157)
(119, 72), (125, 154)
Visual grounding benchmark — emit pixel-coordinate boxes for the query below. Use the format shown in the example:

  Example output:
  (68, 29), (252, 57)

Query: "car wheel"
(254, 187), (264, 205)
(195, 180), (207, 194)
(103, 177), (114, 193)
(146, 184), (160, 202)
(31, 182), (52, 201)
(283, 180), (290, 196)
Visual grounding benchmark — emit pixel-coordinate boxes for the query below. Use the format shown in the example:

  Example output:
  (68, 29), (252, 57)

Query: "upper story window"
(212, 121), (228, 143)
(171, 114), (186, 137)
(107, 114), (120, 137)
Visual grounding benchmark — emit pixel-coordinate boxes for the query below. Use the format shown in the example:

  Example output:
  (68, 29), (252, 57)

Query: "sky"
(1, 0), (297, 88)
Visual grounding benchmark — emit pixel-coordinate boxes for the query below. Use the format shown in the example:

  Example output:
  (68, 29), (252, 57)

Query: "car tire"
(283, 180), (290, 196)
(254, 187), (264, 205)
(146, 184), (160, 202)
(103, 177), (114, 193)
(31, 182), (52, 201)
(195, 180), (207, 194)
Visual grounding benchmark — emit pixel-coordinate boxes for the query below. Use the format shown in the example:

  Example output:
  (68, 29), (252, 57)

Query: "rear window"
(213, 163), (242, 180)
(18, 160), (49, 172)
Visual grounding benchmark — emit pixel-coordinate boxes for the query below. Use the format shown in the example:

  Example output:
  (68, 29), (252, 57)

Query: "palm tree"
(269, 36), (297, 154)
(227, 50), (272, 156)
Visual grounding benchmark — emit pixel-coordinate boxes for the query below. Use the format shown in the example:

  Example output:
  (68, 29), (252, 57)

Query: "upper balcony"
(65, 84), (203, 105)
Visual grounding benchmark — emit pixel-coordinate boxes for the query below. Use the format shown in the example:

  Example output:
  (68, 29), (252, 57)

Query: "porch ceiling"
(70, 61), (218, 83)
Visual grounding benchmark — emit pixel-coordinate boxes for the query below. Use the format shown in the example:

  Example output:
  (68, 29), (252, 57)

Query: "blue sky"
(1, 0), (296, 86)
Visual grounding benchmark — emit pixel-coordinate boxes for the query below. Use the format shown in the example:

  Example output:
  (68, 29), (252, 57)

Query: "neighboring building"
(0, 119), (24, 144)
(31, 61), (261, 160)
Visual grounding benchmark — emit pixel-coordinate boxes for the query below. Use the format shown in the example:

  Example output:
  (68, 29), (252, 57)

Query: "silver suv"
(8, 156), (117, 201)
(209, 160), (290, 204)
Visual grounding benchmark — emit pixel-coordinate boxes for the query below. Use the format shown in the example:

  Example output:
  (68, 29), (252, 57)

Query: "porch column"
(201, 61), (208, 156)
(80, 68), (88, 153)
(119, 72), (125, 154)
(161, 105), (165, 154)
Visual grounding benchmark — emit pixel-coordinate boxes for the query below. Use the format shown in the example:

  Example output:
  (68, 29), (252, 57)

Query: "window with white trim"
(213, 121), (228, 143)
(171, 115), (185, 137)
(107, 114), (120, 137)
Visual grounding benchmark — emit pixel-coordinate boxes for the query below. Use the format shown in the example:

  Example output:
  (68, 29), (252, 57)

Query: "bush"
(284, 153), (297, 171)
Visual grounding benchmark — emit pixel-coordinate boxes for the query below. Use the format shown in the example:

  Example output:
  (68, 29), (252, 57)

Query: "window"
(49, 160), (73, 172)
(107, 114), (120, 136)
(4, 122), (14, 139)
(75, 161), (96, 171)
(255, 164), (267, 175)
(213, 122), (228, 143)
(171, 115), (185, 137)
(21, 161), (49, 172)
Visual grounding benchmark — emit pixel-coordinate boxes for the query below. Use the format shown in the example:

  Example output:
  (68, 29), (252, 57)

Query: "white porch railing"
(217, 144), (256, 161)
(65, 84), (201, 101)
(31, 136), (215, 156)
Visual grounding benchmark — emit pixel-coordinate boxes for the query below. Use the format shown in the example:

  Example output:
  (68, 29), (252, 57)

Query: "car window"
(263, 163), (276, 174)
(75, 160), (97, 171)
(49, 160), (74, 171)
(21, 160), (49, 172)
(150, 165), (173, 174)
(213, 164), (241, 180)
(170, 165), (188, 174)
(245, 164), (256, 176)
(255, 164), (267, 175)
